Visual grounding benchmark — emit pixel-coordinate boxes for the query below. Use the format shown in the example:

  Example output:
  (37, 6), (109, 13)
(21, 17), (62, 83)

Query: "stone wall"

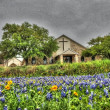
(70, 40), (86, 62)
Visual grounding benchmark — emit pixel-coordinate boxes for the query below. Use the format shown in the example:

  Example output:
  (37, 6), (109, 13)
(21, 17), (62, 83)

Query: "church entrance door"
(63, 56), (72, 63)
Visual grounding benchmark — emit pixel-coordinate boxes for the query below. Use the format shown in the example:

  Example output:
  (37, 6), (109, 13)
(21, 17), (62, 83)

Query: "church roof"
(56, 35), (87, 49)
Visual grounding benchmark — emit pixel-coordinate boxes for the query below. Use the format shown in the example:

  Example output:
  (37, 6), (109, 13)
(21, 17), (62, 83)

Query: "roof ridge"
(56, 34), (87, 49)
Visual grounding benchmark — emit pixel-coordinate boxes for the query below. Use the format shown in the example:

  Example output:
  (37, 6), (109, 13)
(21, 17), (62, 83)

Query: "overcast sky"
(0, 0), (110, 47)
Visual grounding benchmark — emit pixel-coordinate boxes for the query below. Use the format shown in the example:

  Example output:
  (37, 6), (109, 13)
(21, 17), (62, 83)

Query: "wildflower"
(46, 93), (53, 100)
(7, 80), (13, 85)
(0, 90), (3, 96)
(3, 105), (7, 110)
(90, 84), (96, 89)
(79, 96), (82, 100)
(17, 108), (21, 110)
(37, 87), (41, 91)
(74, 92), (78, 96)
(50, 85), (58, 91)
(5, 85), (10, 90)
(38, 91), (42, 94)
(61, 91), (66, 97)
(0, 97), (5, 103)
(99, 95), (102, 98)
(86, 89), (89, 94)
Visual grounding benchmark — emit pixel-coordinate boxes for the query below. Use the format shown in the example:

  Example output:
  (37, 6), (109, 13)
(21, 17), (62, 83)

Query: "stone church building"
(4, 35), (102, 66)
(27, 35), (102, 65)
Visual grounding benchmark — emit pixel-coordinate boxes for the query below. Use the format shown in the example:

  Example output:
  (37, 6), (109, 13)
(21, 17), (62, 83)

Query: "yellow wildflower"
(50, 85), (58, 91)
(74, 91), (78, 96)
(7, 80), (13, 85)
(5, 85), (10, 90)
(38, 91), (42, 94)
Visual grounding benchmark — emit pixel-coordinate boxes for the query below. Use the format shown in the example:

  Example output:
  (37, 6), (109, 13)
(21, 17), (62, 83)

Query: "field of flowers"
(0, 73), (110, 110)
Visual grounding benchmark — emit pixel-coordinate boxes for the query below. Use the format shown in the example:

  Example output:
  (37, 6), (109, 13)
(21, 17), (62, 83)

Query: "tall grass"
(0, 59), (110, 77)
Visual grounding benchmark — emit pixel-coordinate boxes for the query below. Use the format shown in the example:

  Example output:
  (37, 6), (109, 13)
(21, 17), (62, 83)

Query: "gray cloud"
(0, 0), (110, 46)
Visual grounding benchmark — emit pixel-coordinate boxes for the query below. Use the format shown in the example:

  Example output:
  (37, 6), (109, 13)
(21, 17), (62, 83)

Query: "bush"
(0, 59), (110, 77)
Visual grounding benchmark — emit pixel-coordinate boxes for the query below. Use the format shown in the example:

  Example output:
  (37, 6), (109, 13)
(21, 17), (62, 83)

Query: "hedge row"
(0, 59), (110, 77)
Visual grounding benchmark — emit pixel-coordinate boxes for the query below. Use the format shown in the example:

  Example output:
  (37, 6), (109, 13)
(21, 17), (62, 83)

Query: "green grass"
(0, 59), (110, 77)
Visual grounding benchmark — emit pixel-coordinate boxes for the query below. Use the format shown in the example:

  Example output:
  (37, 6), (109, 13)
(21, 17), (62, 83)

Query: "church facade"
(28, 35), (102, 65)
(3, 35), (102, 66)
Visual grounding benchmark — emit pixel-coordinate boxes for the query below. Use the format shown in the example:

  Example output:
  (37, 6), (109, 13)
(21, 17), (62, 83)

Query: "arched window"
(43, 56), (47, 64)
(91, 56), (95, 61)
(31, 57), (36, 64)
(81, 56), (84, 62)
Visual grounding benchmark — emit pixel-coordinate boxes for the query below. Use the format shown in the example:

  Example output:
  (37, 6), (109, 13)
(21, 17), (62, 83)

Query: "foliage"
(0, 59), (110, 77)
(82, 35), (110, 59)
(0, 22), (59, 65)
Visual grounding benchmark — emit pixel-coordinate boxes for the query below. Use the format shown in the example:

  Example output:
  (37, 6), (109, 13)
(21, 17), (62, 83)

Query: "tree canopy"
(0, 22), (59, 65)
(82, 35), (110, 59)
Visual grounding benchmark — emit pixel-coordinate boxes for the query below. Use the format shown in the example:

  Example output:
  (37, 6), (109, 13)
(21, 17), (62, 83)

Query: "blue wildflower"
(61, 91), (66, 97)
(0, 90), (2, 97)
(3, 105), (7, 110)
(86, 89), (89, 94)
(79, 96), (82, 100)
(46, 93), (53, 100)
(90, 84), (96, 89)
(99, 95), (102, 98)
(17, 107), (21, 110)
(0, 97), (5, 103)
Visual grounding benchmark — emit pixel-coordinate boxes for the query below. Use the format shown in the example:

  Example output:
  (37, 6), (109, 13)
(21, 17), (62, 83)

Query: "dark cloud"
(0, 0), (110, 46)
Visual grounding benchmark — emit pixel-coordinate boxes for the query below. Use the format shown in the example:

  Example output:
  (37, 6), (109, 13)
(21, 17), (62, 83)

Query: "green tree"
(0, 22), (59, 65)
(82, 35), (110, 59)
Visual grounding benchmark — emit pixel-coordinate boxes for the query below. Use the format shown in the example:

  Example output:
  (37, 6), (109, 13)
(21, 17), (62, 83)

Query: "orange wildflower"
(7, 80), (13, 85)
(50, 85), (58, 91)
(5, 85), (10, 90)
(74, 92), (78, 96)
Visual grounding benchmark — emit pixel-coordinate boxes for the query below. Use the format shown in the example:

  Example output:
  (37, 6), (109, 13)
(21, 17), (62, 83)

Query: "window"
(81, 56), (84, 62)
(43, 56), (47, 64)
(91, 56), (95, 61)
(31, 57), (36, 64)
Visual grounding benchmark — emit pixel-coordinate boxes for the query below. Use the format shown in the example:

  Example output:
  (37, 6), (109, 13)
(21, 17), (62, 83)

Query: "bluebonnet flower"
(62, 86), (67, 92)
(0, 90), (2, 96)
(90, 84), (96, 89)
(3, 105), (7, 110)
(91, 91), (94, 97)
(46, 93), (53, 100)
(17, 107), (21, 110)
(37, 87), (41, 91)
(86, 89), (89, 94)
(68, 90), (71, 94)
(99, 84), (103, 88)
(0, 97), (5, 103)
(104, 88), (109, 98)
(73, 81), (77, 86)
(79, 86), (82, 91)
(99, 95), (102, 98)
(104, 88), (108, 95)
(61, 91), (66, 97)
(79, 96), (82, 100)
(65, 81), (69, 85)
(58, 83), (62, 87)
